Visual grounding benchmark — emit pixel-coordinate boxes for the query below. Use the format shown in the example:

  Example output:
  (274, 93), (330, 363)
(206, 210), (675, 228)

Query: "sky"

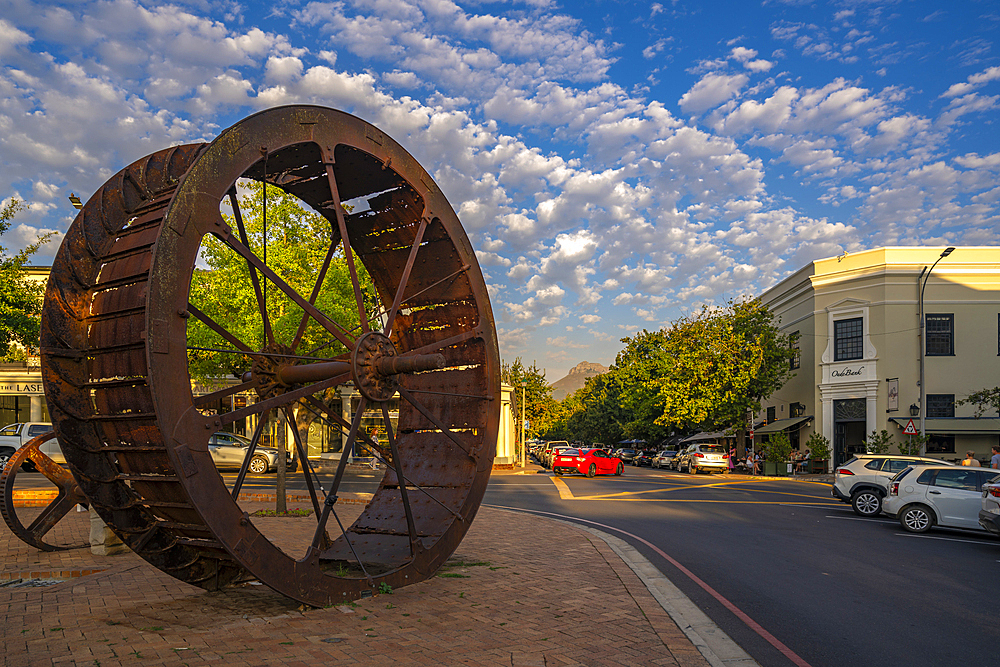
(2, 0), (999, 383)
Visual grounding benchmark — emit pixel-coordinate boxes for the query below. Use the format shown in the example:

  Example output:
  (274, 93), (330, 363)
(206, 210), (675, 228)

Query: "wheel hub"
(352, 331), (399, 402)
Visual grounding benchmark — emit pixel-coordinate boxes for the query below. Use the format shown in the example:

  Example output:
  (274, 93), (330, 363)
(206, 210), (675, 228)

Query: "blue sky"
(2, 0), (999, 381)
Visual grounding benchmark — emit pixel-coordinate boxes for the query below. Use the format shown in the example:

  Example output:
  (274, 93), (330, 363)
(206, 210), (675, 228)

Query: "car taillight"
(837, 468), (853, 475)
(695, 453), (704, 458)
(890, 482), (899, 496)
(723, 454), (729, 459)
(989, 487), (1000, 498)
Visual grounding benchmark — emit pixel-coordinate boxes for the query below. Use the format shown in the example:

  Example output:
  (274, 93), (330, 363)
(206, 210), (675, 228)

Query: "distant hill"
(551, 361), (609, 401)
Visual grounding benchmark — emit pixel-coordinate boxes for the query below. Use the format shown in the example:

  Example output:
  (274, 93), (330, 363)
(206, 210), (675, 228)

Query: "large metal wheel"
(40, 106), (500, 606)
(0, 432), (89, 551)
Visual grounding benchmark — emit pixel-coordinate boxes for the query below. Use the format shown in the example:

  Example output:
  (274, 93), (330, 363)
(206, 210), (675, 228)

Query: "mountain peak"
(551, 361), (609, 401)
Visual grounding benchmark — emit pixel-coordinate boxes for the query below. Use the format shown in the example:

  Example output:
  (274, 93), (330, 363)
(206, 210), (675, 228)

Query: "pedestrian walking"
(991, 445), (1000, 469)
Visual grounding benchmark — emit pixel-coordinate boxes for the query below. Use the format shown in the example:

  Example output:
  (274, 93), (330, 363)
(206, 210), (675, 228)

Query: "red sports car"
(552, 448), (624, 477)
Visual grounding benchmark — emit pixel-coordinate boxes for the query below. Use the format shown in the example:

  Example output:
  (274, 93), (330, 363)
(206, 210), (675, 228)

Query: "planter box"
(763, 461), (784, 476)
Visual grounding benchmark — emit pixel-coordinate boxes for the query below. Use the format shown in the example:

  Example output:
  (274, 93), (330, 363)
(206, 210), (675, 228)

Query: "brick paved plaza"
(1, 499), (710, 667)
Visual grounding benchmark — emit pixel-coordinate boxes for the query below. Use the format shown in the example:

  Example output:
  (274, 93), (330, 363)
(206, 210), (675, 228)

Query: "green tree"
(804, 431), (831, 461)
(653, 299), (796, 434)
(766, 431), (792, 463)
(957, 388), (1000, 418)
(187, 182), (375, 457)
(0, 198), (51, 361)
(501, 358), (557, 456)
(862, 429), (894, 454)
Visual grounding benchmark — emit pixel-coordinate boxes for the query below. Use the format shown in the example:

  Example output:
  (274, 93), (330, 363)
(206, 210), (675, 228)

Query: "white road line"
(894, 533), (998, 545)
(824, 515), (896, 523)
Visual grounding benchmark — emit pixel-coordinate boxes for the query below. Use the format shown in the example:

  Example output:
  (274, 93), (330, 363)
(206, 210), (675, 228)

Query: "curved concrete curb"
(553, 518), (761, 667)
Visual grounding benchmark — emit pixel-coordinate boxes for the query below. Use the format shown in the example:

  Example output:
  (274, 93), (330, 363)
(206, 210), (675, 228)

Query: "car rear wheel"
(615, 462), (623, 476)
(900, 504), (934, 533)
(248, 455), (269, 475)
(851, 490), (882, 517)
(586, 464), (596, 478)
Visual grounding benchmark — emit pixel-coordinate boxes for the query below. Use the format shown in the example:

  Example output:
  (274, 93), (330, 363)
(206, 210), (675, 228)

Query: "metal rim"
(0, 432), (89, 551)
(853, 491), (880, 516)
(41, 106), (500, 606)
(902, 506), (931, 532)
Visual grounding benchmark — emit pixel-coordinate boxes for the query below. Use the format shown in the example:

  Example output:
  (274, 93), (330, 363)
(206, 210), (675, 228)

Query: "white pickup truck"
(0, 422), (64, 469)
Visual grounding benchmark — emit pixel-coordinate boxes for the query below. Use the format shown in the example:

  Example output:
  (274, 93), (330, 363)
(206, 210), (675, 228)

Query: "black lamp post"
(909, 403), (919, 417)
(918, 247), (955, 453)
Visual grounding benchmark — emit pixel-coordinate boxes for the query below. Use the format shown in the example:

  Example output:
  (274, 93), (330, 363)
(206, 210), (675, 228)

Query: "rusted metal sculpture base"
(40, 106), (499, 606)
(0, 432), (89, 551)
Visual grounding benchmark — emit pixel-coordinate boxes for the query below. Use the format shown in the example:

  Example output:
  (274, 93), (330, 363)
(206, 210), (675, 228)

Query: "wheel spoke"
(25, 492), (82, 540)
(398, 327), (480, 358)
(193, 379), (258, 408)
(218, 372), (350, 428)
(322, 159), (370, 334)
(228, 187), (274, 346)
(310, 395), (367, 552)
(383, 216), (429, 338)
(211, 214), (356, 351)
(290, 238), (339, 353)
(283, 405), (323, 518)
(230, 409), (271, 498)
(381, 403), (420, 555)
(395, 386), (475, 461)
(187, 303), (258, 356)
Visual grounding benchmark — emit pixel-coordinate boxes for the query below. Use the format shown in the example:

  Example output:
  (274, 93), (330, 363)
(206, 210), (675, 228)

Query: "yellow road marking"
(549, 475), (834, 503)
(550, 476), (575, 500)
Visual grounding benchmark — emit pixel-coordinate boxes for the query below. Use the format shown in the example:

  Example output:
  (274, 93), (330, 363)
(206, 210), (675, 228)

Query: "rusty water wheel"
(0, 432), (89, 551)
(40, 106), (500, 605)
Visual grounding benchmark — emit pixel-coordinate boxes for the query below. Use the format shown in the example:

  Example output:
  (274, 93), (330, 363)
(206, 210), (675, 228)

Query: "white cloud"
(679, 72), (749, 114)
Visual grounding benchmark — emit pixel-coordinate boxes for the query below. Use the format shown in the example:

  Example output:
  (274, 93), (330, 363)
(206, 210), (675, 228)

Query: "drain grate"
(1, 579), (62, 589)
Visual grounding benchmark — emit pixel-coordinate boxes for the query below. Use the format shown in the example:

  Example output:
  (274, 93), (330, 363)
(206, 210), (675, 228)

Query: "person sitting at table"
(796, 449), (811, 474)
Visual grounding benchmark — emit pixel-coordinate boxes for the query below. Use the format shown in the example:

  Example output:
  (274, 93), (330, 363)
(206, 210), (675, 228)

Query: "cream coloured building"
(756, 247), (1000, 470)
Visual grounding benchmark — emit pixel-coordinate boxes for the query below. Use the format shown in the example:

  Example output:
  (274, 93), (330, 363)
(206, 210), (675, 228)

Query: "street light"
(68, 193), (83, 209)
(918, 246), (955, 451)
(519, 381), (527, 468)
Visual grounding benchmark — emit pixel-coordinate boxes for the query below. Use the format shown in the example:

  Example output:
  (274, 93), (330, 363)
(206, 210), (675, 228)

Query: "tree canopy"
(0, 198), (51, 361)
(541, 299), (795, 444)
(187, 181), (374, 382)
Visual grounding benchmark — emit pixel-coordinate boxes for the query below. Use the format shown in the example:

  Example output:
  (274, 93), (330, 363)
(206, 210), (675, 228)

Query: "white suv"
(884, 465), (1000, 533)
(832, 454), (949, 517)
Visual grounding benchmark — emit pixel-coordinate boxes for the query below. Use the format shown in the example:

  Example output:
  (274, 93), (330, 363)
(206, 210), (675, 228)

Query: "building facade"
(757, 247), (1000, 470)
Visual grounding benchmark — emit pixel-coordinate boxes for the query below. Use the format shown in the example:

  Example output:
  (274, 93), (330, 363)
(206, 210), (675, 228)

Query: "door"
(927, 469), (981, 529)
(834, 399), (867, 468)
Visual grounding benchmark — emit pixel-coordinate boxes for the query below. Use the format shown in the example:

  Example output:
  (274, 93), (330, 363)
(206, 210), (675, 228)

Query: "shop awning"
(754, 416), (812, 435)
(889, 417), (1000, 434)
(680, 431), (728, 443)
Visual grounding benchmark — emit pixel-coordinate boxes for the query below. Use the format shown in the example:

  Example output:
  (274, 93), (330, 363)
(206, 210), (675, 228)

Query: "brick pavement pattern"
(1, 501), (711, 667)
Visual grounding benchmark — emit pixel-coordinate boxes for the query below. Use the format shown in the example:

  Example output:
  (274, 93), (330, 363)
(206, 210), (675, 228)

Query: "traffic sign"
(903, 419), (918, 436)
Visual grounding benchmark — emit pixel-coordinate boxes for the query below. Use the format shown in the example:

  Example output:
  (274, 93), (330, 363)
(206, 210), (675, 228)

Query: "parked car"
(0, 422), (63, 469)
(676, 443), (729, 474)
(614, 448), (638, 463)
(632, 449), (657, 466)
(979, 477), (1000, 536)
(208, 432), (297, 474)
(541, 441), (571, 468)
(884, 465), (1000, 533)
(832, 454), (949, 517)
(551, 448), (623, 478)
(652, 450), (677, 469)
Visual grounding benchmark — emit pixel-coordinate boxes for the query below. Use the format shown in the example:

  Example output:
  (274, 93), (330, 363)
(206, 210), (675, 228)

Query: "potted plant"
(765, 432), (792, 476)
(804, 431), (830, 473)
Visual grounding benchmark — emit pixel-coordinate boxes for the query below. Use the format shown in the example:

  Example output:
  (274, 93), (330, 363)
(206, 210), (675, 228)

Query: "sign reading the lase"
(0, 383), (44, 394)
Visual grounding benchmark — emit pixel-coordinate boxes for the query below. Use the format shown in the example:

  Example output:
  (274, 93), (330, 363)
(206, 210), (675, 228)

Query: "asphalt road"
(482, 465), (998, 667)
